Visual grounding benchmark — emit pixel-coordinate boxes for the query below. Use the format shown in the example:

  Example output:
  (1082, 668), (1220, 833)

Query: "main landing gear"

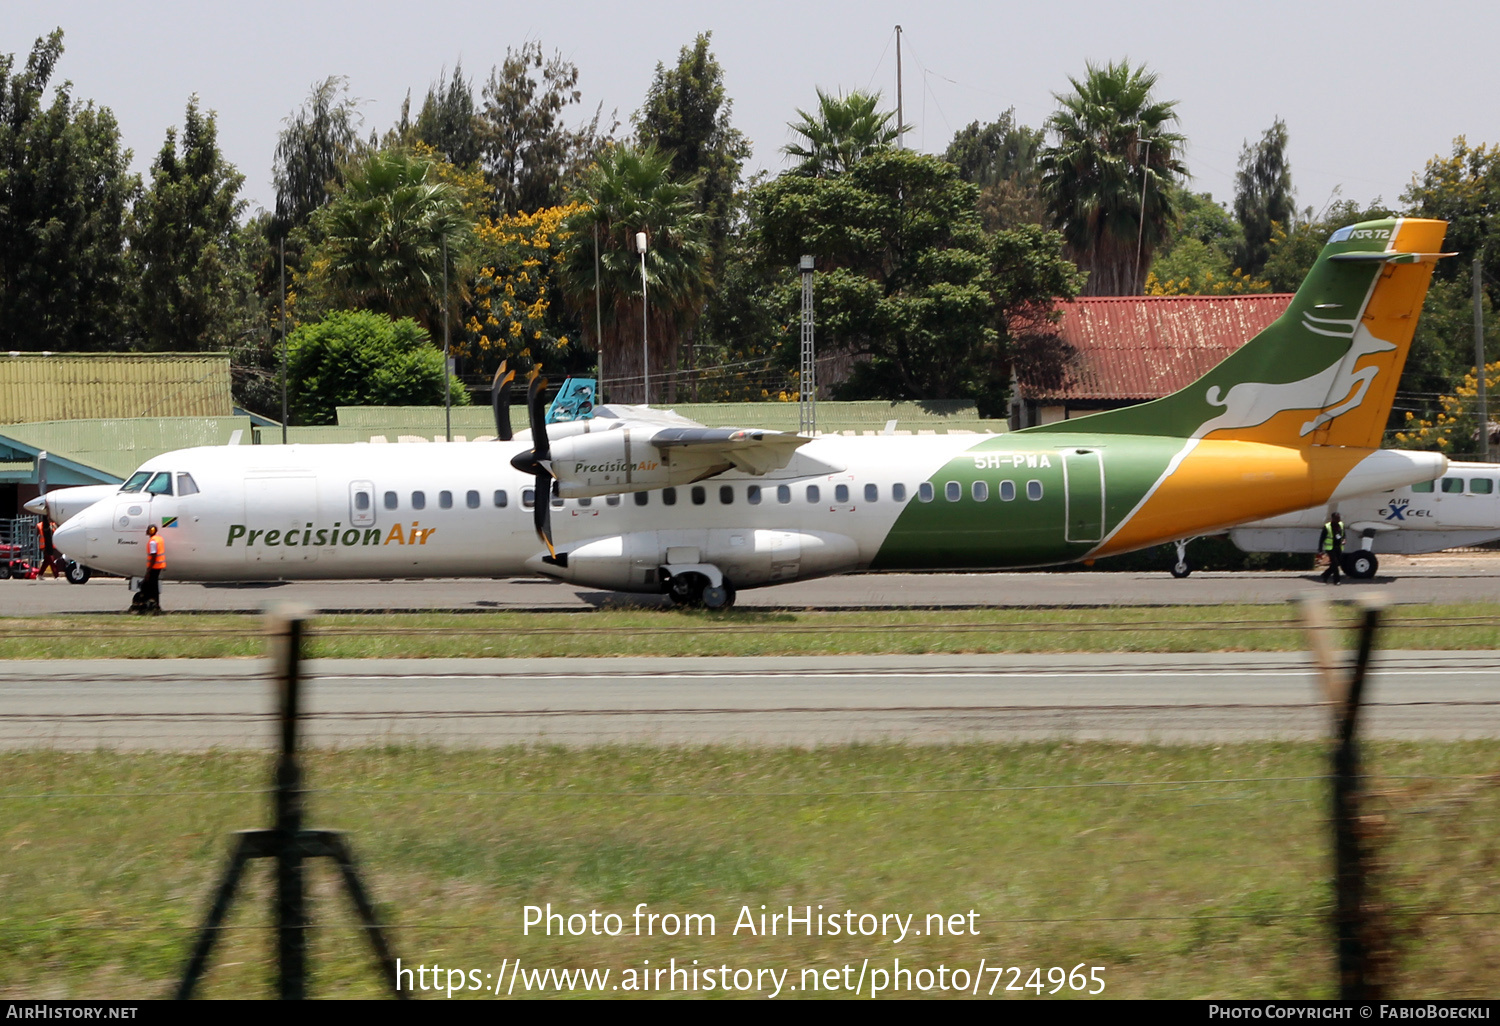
(1341, 550), (1378, 580)
(664, 565), (737, 609)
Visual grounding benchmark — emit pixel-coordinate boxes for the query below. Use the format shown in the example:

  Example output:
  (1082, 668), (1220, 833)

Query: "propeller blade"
(527, 375), (550, 460)
(491, 362), (515, 441)
(534, 476), (555, 557)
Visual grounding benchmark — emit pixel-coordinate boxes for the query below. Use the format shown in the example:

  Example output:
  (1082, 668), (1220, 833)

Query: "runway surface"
(5, 554), (1500, 614)
(3, 651), (1496, 749)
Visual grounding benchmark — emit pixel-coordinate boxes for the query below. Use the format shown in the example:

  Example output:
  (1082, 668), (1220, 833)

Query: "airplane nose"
(51, 514), (88, 562)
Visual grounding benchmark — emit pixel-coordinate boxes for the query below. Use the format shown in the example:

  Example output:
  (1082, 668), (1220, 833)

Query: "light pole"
(1133, 131), (1153, 293)
(636, 231), (649, 405)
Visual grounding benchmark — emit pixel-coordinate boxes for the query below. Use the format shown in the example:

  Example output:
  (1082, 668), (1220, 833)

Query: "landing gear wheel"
(1342, 551), (1378, 580)
(668, 572), (706, 607)
(1170, 560), (1191, 579)
(65, 561), (90, 585)
(701, 582), (736, 609)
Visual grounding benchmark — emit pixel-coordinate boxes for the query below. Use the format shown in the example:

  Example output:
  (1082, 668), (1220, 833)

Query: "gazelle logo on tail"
(1197, 316), (1395, 440)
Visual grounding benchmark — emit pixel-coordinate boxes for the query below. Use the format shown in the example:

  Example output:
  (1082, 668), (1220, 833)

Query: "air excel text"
(522, 903), (979, 943)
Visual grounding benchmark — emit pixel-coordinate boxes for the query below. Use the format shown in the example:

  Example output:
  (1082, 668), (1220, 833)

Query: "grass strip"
(5, 603), (1500, 658)
(3, 742), (1499, 999)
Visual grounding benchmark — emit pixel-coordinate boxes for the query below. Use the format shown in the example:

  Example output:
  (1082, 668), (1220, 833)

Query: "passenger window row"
(1413, 477), (1496, 495)
(372, 478), (1048, 511)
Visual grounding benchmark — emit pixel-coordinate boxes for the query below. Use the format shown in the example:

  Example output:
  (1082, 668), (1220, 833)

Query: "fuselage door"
(1063, 449), (1105, 544)
(350, 480), (377, 527)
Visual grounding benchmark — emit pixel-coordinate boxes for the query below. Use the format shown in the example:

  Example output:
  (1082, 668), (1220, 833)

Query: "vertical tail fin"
(1022, 218), (1448, 447)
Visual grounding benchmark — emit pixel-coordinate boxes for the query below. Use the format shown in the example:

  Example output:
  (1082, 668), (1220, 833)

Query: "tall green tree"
(272, 76), (364, 241)
(636, 32), (750, 272)
(559, 144), (711, 403)
(415, 62), (481, 169)
(756, 149), (1084, 404)
(1039, 60), (1185, 296)
(302, 148), (477, 333)
(944, 109), (1046, 229)
(1233, 117), (1294, 275)
(782, 89), (903, 177)
(128, 97), (254, 351)
(0, 29), (138, 351)
(478, 42), (609, 215)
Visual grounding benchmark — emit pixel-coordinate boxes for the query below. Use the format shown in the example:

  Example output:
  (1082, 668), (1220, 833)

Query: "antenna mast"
(895, 25), (904, 149)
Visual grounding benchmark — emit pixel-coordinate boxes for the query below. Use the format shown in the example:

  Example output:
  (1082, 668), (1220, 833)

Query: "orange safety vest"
(147, 534), (166, 571)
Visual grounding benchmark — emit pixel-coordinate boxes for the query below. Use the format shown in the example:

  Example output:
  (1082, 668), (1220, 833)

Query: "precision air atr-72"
(50, 218), (1451, 608)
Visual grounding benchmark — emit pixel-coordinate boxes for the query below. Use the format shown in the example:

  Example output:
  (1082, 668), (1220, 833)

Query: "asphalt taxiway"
(3, 554), (1500, 615)
(3, 651), (1496, 749)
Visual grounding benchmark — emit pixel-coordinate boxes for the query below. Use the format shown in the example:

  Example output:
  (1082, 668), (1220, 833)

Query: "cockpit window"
(176, 472), (200, 496)
(145, 472), (174, 496)
(120, 471), (152, 493)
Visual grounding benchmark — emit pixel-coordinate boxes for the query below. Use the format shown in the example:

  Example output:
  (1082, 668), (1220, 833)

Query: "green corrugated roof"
(0, 353), (233, 422)
(0, 417), (254, 479)
(332, 400), (1004, 436)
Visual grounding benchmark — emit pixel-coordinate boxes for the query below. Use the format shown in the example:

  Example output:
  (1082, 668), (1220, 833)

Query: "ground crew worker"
(35, 516), (62, 578)
(1319, 511), (1345, 585)
(134, 524), (166, 613)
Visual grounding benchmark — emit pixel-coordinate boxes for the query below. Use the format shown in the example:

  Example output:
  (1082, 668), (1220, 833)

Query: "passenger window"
(439, 490), (453, 509)
(691, 486), (706, 505)
(777, 485), (792, 504)
(385, 491), (399, 510)
(466, 490), (481, 509)
(606, 494), (621, 506)
(1027, 480), (1043, 500)
(578, 496), (592, 507)
(493, 490), (508, 508)
(412, 491), (426, 510)
(999, 480), (1016, 501)
(146, 472), (174, 496)
(551, 492), (564, 509)
(864, 483), (878, 503)
(176, 473), (200, 496)
(806, 485), (820, 503)
(121, 471), (151, 493)
(918, 482), (934, 502)
(972, 481), (989, 501)
(522, 488), (535, 509)
(945, 481), (961, 502)
(662, 487), (677, 506)
(720, 485), (734, 504)
(1411, 480), (1435, 493)
(748, 485), (762, 505)
(1472, 479), (1494, 494)
(835, 484), (849, 503)
(1442, 477), (1464, 493)
(892, 483), (906, 502)
(354, 491), (371, 511)
(634, 491), (649, 506)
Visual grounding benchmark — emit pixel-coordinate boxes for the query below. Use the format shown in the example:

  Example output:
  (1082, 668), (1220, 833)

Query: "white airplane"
(45, 217), (1452, 607)
(1225, 462), (1500, 579)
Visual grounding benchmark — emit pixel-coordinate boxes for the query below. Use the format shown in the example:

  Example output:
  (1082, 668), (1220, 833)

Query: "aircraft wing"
(649, 427), (809, 475)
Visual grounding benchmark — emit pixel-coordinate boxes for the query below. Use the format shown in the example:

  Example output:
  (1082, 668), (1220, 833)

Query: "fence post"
(1299, 592), (1388, 1001)
(269, 608), (308, 1000)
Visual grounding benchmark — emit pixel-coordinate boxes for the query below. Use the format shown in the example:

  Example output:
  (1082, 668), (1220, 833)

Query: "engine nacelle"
(547, 428), (676, 497)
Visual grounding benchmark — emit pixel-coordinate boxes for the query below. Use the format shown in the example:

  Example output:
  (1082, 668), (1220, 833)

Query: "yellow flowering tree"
(1392, 359), (1500, 455)
(457, 202), (590, 379)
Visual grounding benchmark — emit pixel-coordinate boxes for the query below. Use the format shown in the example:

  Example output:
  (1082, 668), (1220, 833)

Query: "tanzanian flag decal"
(160, 516), (178, 528)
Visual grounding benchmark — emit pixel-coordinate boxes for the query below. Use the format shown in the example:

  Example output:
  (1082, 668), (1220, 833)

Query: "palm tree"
(1039, 61), (1185, 295)
(560, 143), (711, 403)
(310, 148), (475, 333)
(782, 89), (904, 177)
